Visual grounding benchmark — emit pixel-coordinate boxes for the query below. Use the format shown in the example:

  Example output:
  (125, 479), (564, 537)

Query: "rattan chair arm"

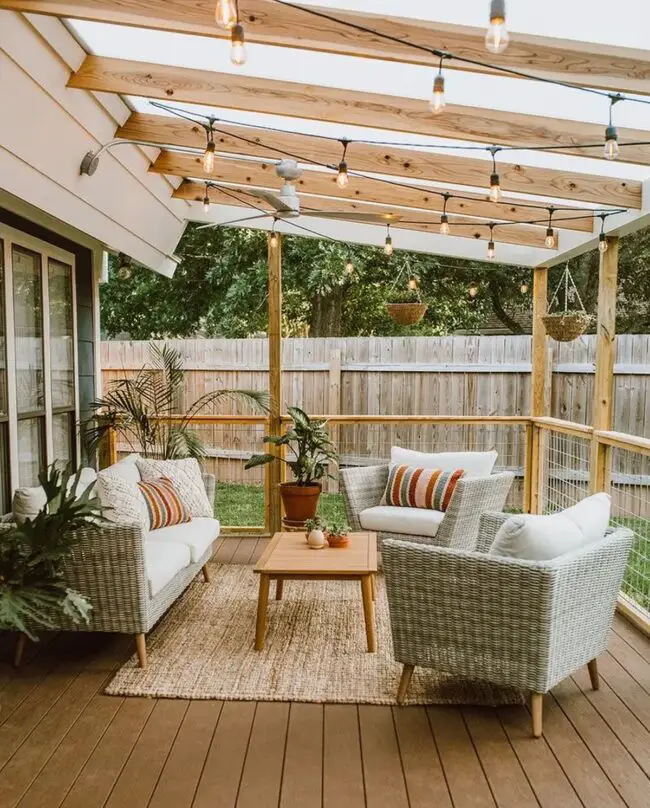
(340, 465), (389, 531)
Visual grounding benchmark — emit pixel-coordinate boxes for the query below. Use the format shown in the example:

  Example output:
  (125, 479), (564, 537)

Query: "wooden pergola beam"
(119, 113), (590, 230)
(68, 56), (647, 197)
(527, 265), (550, 514)
(266, 231), (283, 535)
(9, 0), (650, 97)
(177, 180), (559, 249)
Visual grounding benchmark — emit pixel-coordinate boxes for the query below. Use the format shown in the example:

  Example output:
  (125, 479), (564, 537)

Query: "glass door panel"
(48, 259), (75, 409)
(12, 245), (44, 414)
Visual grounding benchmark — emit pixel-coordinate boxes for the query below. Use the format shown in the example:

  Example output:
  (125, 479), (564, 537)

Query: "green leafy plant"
(0, 465), (104, 641)
(245, 406), (338, 486)
(85, 343), (268, 460)
(326, 519), (351, 537)
(388, 288), (423, 304)
(304, 516), (325, 532)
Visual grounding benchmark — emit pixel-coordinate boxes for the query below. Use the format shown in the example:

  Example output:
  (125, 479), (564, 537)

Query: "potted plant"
(326, 519), (351, 548)
(245, 406), (338, 525)
(304, 517), (327, 549)
(385, 288), (428, 326)
(0, 465), (104, 665)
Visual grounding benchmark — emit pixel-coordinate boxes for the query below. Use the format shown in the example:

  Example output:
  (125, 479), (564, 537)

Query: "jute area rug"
(106, 563), (523, 706)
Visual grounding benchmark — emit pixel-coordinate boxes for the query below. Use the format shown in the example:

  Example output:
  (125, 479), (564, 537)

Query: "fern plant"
(0, 465), (103, 640)
(85, 343), (268, 460)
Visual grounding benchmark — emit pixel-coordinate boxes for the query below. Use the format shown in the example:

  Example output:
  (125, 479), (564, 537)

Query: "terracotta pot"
(280, 482), (321, 525)
(327, 533), (350, 548)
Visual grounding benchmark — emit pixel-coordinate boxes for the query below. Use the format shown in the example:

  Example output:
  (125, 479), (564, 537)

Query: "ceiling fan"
(201, 159), (403, 226)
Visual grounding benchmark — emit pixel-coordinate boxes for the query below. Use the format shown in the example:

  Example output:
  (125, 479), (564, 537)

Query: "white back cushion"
(104, 453), (141, 484)
(390, 447), (497, 478)
(13, 467), (98, 524)
(489, 493), (611, 561)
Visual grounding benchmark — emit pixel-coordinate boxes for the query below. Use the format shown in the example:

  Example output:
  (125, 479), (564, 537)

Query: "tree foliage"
(100, 222), (650, 339)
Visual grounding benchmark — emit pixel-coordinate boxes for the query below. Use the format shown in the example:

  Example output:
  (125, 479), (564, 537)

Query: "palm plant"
(0, 465), (103, 641)
(85, 343), (268, 460)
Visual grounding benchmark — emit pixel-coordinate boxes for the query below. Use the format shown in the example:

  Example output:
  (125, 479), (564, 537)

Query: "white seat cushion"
(360, 505), (445, 538)
(391, 447), (497, 478)
(149, 517), (220, 563)
(144, 540), (191, 598)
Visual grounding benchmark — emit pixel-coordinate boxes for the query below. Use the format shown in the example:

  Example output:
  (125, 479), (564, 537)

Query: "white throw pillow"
(13, 467), (98, 524)
(103, 453), (141, 485)
(390, 447), (497, 478)
(136, 457), (212, 518)
(489, 493), (611, 561)
(97, 465), (149, 533)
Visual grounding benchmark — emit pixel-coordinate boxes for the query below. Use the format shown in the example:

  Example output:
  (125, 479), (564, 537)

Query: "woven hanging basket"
(386, 302), (428, 325)
(542, 311), (591, 342)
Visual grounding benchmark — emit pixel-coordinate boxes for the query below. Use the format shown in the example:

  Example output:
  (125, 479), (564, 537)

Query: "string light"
(203, 127), (216, 173)
(384, 224), (394, 256)
(408, 277), (419, 291)
(429, 56), (446, 115)
(520, 282), (529, 294)
(345, 258), (354, 273)
(203, 185), (211, 215)
(270, 232), (279, 248)
(230, 23), (247, 66)
(488, 147), (501, 203)
(598, 215), (608, 253)
(487, 224), (496, 260)
(485, 0), (509, 54)
(604, 96), (622, 160)
(337, 140), (350, 188)
(215, 0), (237, 29)
(440, 192), (450, 235)
(469, 282), (479, 298)
(545, 207), (556, 249)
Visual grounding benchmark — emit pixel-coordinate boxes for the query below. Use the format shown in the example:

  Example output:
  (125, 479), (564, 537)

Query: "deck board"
(1, 551), (650, 808)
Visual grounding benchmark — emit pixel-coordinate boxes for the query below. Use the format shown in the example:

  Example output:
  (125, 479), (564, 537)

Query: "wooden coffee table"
(253, 531), (378, 652)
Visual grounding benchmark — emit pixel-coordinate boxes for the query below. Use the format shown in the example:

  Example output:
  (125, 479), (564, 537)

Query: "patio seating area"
(2, 1), (650, 806)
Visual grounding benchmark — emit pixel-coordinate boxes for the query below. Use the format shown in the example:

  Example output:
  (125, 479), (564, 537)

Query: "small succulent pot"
(305, 517), (327, 550)
(325, 520), (351, 548)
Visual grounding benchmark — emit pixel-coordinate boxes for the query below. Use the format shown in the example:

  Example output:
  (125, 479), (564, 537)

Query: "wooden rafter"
(67, 56), (646, 202)
(176, 180), (559, 250)
(8, 0), (650, 97)
(119, 113), (591, 230)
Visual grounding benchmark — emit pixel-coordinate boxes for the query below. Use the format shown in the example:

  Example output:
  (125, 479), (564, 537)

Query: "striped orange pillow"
(137, 476), (191, 530)
(382, 465), (465, 512)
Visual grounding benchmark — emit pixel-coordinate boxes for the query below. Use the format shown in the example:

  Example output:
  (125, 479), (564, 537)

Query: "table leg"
(275, 579), (284, 600)
(255, 574), (270, 651)
(360, 575), (376, 653)
(370, 574), (376, 602)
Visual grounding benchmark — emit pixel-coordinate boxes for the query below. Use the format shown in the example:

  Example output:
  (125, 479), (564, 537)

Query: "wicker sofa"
(341, 464), (514, 550)
(382, 511), (634, 737)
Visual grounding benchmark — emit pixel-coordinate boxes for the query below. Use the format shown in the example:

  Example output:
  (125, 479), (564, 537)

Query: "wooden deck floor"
(2, 536), (650, 808)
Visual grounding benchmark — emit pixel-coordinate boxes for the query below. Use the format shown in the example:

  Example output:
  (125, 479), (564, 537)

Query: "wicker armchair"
(54, 473), (218, 668)
(382, 512), (634, 737)
(340, 464), (514, 550)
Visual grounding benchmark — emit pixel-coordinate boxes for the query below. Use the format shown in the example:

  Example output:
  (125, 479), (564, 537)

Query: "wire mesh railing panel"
(610, 447), (650, 614)
(539, 430), (591, 514)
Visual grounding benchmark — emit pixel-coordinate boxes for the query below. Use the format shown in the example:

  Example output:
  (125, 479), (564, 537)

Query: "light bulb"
(604, 126), (620, 160)
(469, 283), (479, 298)
(599, 234), (608, 254)
(440, 214), (450, 235)
(337, 161), (349, 188)
(485, 0), (509, 53)
(270, 232), (279, 248)
(230, 24), (246, 66)
(408, 278), (419, 291)
(203, 195), (210, 215)
(203, 141), (216, 173)
(545, 227), (555, 249)
(487, 240), (496, 261)
(345, 260), (354, 274)
(520, 283), (529, 294)
(384, 236), (393, 256)
(429, 73), (445, 115)
(489, 172), (501, 203)
(117, 264), (132, 281)
(215, 0), (237, 29)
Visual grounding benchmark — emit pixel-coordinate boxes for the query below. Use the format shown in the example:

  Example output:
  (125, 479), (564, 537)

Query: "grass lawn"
(215, 483), (650, 612)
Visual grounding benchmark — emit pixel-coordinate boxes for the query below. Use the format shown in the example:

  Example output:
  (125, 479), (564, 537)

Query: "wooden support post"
(328, 349), (342, 494)
(267, 233), (283, 535)
(590, 236), (619, 494)
(527, 266), (549, 514)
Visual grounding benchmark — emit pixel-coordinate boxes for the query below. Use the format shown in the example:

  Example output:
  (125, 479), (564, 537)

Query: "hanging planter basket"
(386, 302), (428, 325)
(542, 311), (591, 342)
(543, 264), (592, 342)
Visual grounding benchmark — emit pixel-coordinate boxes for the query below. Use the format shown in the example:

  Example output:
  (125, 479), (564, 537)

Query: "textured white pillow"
(104, 453), (141, 485)
(96, 468), (149, 532)
(390, 447), (497, 478)
(489, 493), (611, 561)
(13, 467), (98, 525)
(136, 458), (212, 518)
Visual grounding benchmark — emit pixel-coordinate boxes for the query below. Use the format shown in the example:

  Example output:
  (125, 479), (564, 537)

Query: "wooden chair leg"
(135, 634), (147, 669)
(13, 633), (27, 668)
(202, 564), (212, 583)
(531, 693), (543, 738)
(587, 659), (600, 691)
(397, 664), (414, 705)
